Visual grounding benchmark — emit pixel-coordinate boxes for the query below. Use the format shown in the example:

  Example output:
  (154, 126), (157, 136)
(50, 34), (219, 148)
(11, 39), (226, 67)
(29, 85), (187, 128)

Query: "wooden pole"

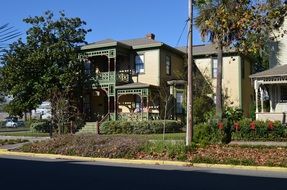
(186, 0), (193, 146)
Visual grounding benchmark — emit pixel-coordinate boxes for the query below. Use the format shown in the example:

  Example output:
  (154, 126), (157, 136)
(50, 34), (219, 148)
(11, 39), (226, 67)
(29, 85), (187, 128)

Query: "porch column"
(141, 95), (143, 121)
(260, 86), (264, 113)
(108, 58), (111, 81)
(147, 94), (149, 120)
(254, 80), (259, 113)
(114, 94), (117, 120)
(269, 85), (274, 113)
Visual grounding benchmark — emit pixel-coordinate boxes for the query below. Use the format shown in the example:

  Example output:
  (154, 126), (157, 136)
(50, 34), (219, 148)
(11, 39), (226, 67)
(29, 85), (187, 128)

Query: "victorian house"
(79, 33), (186, 126)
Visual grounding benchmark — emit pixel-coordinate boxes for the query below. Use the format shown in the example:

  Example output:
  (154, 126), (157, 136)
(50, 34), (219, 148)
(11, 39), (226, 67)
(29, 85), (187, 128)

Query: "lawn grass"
(103, 133), (186, 141)
(0, 127), (30, 133)
(17, 133), (287, 167)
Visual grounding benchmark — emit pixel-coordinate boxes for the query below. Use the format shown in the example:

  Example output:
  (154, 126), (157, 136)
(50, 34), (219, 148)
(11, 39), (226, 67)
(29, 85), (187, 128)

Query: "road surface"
(0, 155), (286, 190)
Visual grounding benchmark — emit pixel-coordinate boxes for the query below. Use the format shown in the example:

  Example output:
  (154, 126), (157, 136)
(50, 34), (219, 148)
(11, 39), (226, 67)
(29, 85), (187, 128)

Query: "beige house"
(79, 33), (186, 124)
(178, 44), (253, 116)
(79, 33), (254, 131)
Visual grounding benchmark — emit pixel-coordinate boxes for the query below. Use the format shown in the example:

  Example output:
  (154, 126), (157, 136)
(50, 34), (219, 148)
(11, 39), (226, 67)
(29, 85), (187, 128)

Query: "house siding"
(131, 49), (160, 86)
(269, 19), (287, 67)
(195, 55), (252, 115)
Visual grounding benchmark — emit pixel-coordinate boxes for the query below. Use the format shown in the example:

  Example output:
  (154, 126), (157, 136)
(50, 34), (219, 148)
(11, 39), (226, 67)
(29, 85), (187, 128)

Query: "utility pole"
(186, 0), (193, 146)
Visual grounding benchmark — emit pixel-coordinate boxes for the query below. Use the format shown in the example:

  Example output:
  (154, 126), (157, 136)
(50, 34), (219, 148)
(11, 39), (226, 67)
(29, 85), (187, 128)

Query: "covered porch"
(250, 64), (287, 123)
(116, 83), (160, 121)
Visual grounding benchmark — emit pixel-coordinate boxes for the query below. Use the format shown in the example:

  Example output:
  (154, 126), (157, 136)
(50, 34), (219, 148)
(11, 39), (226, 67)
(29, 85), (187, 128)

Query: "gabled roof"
(176, 44), (236, 56)
(81, 39), (131, 50)
(250, 64), (287, 78)
(81, 37), (163, 51)
(121, 38), (162, 49)
(81, 34), (185, 56)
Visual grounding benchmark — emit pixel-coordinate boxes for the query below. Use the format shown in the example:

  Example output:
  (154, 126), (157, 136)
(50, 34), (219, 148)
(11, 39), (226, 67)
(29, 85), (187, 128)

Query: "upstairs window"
(135, 54), (145, 74)
(166, 56), (171, 75)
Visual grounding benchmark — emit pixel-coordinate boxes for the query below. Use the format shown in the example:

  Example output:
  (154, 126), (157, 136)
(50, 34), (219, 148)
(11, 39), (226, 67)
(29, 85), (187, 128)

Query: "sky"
(1, 0), (204, 47)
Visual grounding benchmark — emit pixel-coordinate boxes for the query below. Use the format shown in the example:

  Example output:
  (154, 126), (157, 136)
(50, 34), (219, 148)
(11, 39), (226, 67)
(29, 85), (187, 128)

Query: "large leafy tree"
(0, 11), (91, 119)
(195, 0), (287, 120)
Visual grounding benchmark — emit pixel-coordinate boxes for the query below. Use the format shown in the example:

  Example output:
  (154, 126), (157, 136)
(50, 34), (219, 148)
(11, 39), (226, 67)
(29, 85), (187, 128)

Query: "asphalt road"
(0, 155), (287, 190)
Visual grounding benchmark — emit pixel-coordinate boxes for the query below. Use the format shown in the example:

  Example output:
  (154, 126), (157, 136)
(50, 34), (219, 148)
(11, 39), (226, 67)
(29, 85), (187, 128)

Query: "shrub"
(20, 134), (144, 159)
(233, 119), (287, 141)
(30, 120), (52, 133)
(100, 120), (183, 134)
(193, 96), (214, 124)
(193, 122), (222, 145)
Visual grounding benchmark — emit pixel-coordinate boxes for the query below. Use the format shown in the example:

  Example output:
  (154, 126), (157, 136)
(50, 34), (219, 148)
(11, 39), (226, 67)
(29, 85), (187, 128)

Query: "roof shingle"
(250, 64), (287, 78)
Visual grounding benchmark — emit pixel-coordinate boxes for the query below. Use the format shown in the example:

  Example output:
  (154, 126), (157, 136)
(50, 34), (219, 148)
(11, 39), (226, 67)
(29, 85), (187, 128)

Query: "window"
(135, 54), (144, 74)
(166, 56), (171, 75)
(281, 86), (287, 101)
(212, 58), (218, 78)
(176, 92), (183, 114)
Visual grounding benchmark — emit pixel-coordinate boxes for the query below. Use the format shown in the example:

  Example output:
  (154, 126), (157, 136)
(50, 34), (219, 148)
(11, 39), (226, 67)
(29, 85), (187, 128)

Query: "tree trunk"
(216, 41), (223, 120)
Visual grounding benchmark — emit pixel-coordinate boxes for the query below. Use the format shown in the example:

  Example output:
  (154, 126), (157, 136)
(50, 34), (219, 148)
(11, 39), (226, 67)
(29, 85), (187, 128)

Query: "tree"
(0, 11), (90, 126)
(195, 0), (287, 120)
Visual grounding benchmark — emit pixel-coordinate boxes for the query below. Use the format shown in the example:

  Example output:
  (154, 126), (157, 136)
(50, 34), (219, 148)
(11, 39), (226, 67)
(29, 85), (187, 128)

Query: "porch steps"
(78, 122), (98, 134)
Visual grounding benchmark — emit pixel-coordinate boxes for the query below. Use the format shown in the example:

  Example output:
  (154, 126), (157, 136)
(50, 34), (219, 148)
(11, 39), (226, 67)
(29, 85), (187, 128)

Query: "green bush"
(30, 120), (52, 133)
(193, 122), (222, 144)
(233, 119), (287, 141)
(100, 120), (183, 134)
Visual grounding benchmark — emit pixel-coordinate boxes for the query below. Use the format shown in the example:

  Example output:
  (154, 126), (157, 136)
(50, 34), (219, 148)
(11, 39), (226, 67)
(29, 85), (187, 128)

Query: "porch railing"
(92, 71), (130, 85)
(117, 112), (148, 121)
(117, 113), (160, 121)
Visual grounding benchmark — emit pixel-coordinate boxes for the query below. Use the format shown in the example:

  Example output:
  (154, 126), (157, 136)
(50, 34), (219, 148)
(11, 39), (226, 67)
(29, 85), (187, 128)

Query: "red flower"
(218, 122), (224, 130)
(268, 121), (273, 131)
(234, 122), (240, 131)
(250, 121), (256, 130)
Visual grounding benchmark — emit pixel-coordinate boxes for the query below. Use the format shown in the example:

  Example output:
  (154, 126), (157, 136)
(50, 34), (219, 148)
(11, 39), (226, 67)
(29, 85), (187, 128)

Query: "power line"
(175, 19), (189, 47)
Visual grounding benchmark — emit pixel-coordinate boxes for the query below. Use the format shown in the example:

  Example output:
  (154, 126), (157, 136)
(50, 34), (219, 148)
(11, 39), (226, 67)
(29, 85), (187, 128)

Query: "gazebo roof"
(250, 64), (287, 79)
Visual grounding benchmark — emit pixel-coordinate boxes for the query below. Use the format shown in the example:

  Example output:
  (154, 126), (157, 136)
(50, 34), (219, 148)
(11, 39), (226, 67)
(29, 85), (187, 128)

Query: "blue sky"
(1, 0), (204, 47)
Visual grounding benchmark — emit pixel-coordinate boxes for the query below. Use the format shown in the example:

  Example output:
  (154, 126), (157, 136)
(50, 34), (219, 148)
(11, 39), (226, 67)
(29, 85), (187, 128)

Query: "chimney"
(146, 33), (155, 40)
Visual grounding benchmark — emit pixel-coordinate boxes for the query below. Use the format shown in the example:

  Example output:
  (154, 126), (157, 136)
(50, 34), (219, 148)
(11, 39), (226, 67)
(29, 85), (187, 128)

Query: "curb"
(0, 149), (286, 172)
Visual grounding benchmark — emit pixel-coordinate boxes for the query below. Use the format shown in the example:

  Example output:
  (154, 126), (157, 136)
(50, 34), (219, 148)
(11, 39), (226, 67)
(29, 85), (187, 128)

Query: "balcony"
(91, 71), (130, 85)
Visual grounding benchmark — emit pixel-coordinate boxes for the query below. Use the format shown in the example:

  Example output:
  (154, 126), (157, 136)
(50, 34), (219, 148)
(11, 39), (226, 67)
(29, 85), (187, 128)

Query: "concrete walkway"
(0, 136), (50, 142)
(230, 141), (287, 147)
(0, 136), (50, 150)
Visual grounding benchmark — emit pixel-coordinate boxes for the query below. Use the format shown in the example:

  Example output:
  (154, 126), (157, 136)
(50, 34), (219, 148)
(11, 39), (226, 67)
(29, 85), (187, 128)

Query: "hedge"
(100, 120), (183, 134)
(30, 120), (52, 133)
(193, 118), (287, 144)
(232, 118), (287, 141)
(193, 122), (223, 144)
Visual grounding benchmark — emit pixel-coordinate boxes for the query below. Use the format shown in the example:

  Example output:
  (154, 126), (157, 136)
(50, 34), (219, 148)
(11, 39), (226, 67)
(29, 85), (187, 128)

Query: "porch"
(251, 64), (287, 123)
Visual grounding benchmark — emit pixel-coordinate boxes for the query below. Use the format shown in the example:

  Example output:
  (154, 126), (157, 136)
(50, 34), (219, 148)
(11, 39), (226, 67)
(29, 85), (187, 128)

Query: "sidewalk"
(230, 141), (287, 147)
(0, 135), (50, 142)
(0, 136), (50, 150)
